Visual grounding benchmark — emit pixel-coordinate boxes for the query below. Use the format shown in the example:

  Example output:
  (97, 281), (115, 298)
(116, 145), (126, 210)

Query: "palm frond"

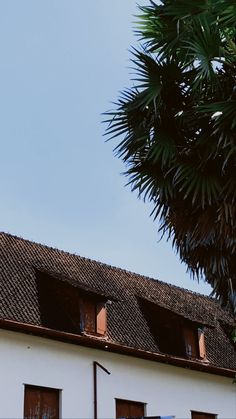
(104, 0), (236, 313)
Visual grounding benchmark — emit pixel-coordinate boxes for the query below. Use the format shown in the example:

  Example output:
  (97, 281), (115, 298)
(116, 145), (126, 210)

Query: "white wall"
(0, 329), (235, 419)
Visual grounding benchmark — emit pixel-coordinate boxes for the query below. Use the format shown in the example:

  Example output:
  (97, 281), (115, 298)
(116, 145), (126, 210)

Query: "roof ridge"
(0, 231), (213, 300)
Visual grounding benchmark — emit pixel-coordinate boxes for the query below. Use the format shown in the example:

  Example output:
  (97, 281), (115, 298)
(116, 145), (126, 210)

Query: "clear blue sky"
(0, 0), (212, 295)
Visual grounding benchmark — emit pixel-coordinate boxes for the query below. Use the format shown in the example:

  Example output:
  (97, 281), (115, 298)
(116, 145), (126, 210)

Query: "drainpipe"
(93, 361), (111, 419)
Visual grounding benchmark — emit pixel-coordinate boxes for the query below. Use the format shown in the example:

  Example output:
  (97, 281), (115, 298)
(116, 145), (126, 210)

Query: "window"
(183, 326), (206, 360)
(184, 326), (198, 358)
(116, 399), (145, 418)
(140, 300), (206, 360)
(81, 298), (107, 335)
(191, 411), (216, 419)
(36, 271), (107, 336)
(24, 385), (59, 419)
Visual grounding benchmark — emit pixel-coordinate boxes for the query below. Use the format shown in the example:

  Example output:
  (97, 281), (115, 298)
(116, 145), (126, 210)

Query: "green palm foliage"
(105, 0), (236, 314)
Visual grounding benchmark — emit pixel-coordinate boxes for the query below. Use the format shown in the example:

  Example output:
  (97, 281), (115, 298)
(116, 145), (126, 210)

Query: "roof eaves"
(0, 318), (235, 379)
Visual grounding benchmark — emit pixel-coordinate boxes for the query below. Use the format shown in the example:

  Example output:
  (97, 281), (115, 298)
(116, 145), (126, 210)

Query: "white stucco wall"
(0, 329), (235, 419)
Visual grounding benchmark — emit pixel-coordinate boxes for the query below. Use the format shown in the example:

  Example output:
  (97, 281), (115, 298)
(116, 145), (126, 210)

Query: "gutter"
(0, 318), (235, 379)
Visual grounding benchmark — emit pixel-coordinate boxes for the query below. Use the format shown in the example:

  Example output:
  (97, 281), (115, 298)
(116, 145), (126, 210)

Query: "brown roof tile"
(0, 232), (235, 373)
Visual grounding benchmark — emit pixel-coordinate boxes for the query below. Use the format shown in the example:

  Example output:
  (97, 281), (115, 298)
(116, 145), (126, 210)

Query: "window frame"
(81, 296), (107, 336)
(184, 325), (200, 359)
(24, 384), (61, 419)
(36, 271), (107, 336)
(191, 410), (217, 419)
(140, 299), (207, 361)
(115, 398), (146, 419)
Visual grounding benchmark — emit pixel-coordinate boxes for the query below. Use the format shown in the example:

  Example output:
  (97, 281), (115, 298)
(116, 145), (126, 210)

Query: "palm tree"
(105, 0), (236, 314)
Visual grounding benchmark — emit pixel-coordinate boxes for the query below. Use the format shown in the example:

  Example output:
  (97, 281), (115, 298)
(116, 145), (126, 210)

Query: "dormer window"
(140, 299), (206, 361)
(36, 270), (107, 336)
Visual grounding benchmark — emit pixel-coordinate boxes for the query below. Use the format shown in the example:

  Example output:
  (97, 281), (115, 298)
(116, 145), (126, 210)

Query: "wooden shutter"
(198, 328), (206, 359)
(184, 327), (197, 358)
(24, 386), (40, 418)
(96, 303), (107, 335)
(24, 385), (59, 419)
(116, 399), (144, 418)
(192, 411), (216, 419)
(82, 298), (96, 333)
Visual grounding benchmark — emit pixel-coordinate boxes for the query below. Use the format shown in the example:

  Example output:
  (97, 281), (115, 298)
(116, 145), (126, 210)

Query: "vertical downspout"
(93, 362), (98, 419)
(93, 361), (111, 419)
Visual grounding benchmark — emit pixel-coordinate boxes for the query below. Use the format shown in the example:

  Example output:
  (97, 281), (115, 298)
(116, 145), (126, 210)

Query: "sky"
(0, 0), (212, 295)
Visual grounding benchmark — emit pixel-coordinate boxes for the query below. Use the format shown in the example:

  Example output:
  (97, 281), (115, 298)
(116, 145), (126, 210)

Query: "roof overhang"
(34, 267), (119, 301)
(138, 296), (216, 328)
(0, 318), (235, 379)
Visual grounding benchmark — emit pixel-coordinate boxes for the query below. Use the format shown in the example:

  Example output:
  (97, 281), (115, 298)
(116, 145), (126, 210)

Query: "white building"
(0, 232), (235, 419)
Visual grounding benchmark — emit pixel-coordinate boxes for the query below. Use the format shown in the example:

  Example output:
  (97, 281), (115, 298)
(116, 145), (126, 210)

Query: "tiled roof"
(0, 232), (235, 373)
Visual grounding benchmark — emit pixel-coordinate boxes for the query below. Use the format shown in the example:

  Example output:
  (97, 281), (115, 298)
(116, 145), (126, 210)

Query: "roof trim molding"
(0, 318), (235, 378)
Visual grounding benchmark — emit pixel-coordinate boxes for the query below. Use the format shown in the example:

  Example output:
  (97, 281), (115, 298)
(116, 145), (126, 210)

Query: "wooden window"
(81, 298), (107, 336)
(141, 300), (207, 360)
(184, 326), (199, 359)
(37, 271), (107, 336)
(24, 385), (59, 419)
(116, 399), (145, 418)
(184, 326), (207, 360)
(83, 298), (97, 333)
(192, 411), (216, 419)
